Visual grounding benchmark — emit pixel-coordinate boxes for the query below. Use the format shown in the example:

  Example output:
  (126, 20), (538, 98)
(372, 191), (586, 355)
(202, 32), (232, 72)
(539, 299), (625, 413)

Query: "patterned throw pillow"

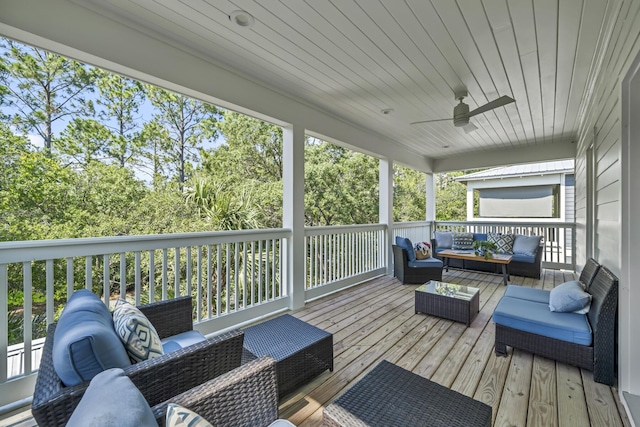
(414, 241), (432, 259)
(113, 299), (164, 363)
(451, 232), (474, 250)
(166, 403), (213, 427)
(488, 233), (515, 254)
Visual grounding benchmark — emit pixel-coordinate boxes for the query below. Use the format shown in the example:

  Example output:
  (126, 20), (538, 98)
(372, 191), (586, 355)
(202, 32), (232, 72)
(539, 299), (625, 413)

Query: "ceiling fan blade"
(410, 118), (453, 125)
(467, 95), (515, 117)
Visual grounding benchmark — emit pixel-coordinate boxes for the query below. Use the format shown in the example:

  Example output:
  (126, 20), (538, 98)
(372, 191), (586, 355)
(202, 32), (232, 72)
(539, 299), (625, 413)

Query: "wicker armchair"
(392, 245), (443, 284)
(152, 356), (280, 426)
(32, 296), (245, 427)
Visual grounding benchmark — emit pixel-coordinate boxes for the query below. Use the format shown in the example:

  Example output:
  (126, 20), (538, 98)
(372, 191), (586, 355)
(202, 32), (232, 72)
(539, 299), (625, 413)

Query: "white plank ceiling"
(74, 0), (611, 159)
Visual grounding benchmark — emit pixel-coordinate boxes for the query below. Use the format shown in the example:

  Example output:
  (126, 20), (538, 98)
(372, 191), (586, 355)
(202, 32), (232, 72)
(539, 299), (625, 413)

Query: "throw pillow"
(451, 232), (474, 250)
(488, 233), (515, 254)
(67, 368), (158, 427)
(513, 235), (542, 256)
(549, 280), (592, 313)
(166, 403), (212, 427)
(414, 241), (432, 259)
(113, 299), (164, 363)
(434, 231), (453, 249)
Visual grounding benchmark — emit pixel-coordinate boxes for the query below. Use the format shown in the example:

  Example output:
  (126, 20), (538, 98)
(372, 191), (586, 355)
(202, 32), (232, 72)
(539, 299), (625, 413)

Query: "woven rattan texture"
(323, 360), (491, 427)
(153, 356), (279, 427)
(392, 245), (443, 284)
(243, 314), (333, 398)
(415, 285), (479, 326)
(31, 297), (245, 426)
(495, 265), (618, 385)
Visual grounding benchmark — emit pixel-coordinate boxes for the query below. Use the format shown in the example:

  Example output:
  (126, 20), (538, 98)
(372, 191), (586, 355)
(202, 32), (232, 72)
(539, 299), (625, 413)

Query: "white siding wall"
(574, 0), (640, 395)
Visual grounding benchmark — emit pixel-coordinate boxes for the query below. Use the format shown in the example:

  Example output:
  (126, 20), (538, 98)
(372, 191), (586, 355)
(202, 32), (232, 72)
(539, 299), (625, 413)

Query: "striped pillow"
(452, 232), (474, 250)
(113, 299), (164, 363)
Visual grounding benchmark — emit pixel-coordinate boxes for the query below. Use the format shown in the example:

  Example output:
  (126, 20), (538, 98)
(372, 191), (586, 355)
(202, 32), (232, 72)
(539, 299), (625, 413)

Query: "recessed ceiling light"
(381, 108), (394, 115)
(442, 145), (450, 149)
(229, 10), (255, 28)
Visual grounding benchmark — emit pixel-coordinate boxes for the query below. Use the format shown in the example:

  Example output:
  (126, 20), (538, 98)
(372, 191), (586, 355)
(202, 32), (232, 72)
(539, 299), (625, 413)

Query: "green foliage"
(393, 165), (426, 222)
(435, 172), (468, 221)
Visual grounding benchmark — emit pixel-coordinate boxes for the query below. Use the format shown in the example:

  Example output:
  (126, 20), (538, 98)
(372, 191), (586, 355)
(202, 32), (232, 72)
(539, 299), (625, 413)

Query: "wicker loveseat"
(493, 258), (618, 385)
(32, 296), (245, 426)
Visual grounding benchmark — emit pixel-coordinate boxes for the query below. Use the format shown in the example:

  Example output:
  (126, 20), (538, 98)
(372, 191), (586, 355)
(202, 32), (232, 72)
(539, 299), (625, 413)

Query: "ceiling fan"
(411, 90), (515, 133)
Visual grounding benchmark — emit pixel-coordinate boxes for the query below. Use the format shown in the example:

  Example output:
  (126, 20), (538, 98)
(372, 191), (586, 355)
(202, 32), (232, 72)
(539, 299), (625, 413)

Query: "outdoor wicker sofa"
(493, 259), (618, 385)
(32, 296), (245, 427)
(392, 244), (443, 284)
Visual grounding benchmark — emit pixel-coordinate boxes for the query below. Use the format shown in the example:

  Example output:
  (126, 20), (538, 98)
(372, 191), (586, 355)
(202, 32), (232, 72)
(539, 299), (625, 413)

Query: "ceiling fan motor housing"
(453, 101), (470, 127)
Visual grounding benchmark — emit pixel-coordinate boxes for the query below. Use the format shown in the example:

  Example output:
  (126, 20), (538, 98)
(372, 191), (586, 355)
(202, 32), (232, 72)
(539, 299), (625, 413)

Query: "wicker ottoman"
(243, 314), (333, 398)
(323, 360), (491, 427)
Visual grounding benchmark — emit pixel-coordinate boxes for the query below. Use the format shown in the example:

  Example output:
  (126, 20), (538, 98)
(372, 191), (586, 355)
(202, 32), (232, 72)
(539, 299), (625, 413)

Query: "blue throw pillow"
(513, 235), (542, 256)
(434, 231), (453, 249)
(549, 281), (592, 313)
(53, 290), (131, 386)
(67, 368), (157, 427)
(395, 236), (416, 261)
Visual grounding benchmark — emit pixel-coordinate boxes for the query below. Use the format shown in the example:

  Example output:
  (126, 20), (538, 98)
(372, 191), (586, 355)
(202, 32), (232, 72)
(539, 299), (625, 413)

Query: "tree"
(435, 172), (469, 221)
(95, 71), (146, 168)
(0, 39), (95, 153)
(146, 85), (219, 190)
(393, 166), (426, 222)
(56, 118), (111, 166)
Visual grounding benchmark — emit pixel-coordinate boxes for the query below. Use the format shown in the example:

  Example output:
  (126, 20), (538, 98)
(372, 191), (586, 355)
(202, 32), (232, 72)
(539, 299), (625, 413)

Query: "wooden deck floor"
(282, 268), (630, 427)
(1, 269), (630, 426)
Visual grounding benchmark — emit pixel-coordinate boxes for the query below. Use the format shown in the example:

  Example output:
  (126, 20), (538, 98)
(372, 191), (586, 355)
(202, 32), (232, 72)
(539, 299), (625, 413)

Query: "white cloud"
(27, 134), (44, 148)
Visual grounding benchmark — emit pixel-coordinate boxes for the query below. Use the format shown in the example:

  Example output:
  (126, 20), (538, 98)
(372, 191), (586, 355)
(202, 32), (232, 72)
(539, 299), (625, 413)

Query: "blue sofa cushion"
(67, 368), (157, 427)
(511, 253), (536, 264)
(395, 236), (416, 262)
(473, 233), (488, 242)
(53, 290), (131, 386)
(434, 231), (453, 249)
(161, 330), (207, 354)
(493, 296), (592, 345)
(452, 232), (474, 250)
(408, 258), (444, 268)
(549, 281), (592, 313)
(513, 235), (542, 256)
(503, 285), (550, 304)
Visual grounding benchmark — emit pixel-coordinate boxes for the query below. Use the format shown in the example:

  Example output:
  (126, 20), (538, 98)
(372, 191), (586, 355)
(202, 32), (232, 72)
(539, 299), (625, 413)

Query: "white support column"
(379, 159), (394, 275)
(466, 185), (475, 220)
(283, 124), (306, 310)
(425, 173), (436, 222)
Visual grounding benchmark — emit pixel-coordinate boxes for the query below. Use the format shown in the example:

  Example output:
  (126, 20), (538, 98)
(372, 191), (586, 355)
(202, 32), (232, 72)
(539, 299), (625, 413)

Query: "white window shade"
(478, 186), (556, 218)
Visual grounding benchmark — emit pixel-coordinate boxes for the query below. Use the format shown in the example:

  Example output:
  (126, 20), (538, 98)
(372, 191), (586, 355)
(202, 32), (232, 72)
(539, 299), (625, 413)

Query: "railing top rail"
(0, 228), (292, 264)
(435, 220), (576, 229)
(304, 223), (386, 235)
(392, 221), (432, 228)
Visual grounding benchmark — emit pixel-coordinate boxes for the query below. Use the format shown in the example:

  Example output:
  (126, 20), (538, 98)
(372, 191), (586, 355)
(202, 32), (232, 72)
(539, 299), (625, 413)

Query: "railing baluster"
(242, 242), (247, 308)
(207, 245), (213, 318)
(186, 246), (192, 299)
(234, 242), (239, 311)
(271, 239), (277, 297)
(217, 244), (223, 315)
(196, 246), (202, 321)
(119, 253), (126, 298)
(45, 260), (54, 324)
(149, 250), (155, 303)
(162, 249), (168, 301)
(225, 244), (231, 312)
(135, 252), (141, 305)
(103, 254), (109, 306)
(265, 239), (271, 300)
(22, 262), (32, 375)
(174, 247), (180, 298)
(251, 241), (256, 305)
(258, 240), (263, 304)
(85, 256), (92, 291)
(1, 264), (8, 382)
(66, 258), (74, 302)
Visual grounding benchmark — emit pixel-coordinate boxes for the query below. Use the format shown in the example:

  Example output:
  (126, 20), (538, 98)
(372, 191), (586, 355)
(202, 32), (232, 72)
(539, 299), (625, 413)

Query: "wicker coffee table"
(323, 360), (491, 426)
(415, 280), (480, 326)
(243, 314), (333, 398)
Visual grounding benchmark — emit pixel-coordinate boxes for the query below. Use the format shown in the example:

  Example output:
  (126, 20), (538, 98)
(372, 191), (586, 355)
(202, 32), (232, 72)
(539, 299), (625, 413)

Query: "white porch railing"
(392, 221), (433, 244)
(434, 221), (576, 270)
(304, 224), (387, 301)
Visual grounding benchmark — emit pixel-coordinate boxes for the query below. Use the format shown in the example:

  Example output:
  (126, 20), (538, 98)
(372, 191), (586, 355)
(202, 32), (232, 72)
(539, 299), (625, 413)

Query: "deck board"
(1, 269), (630, 427)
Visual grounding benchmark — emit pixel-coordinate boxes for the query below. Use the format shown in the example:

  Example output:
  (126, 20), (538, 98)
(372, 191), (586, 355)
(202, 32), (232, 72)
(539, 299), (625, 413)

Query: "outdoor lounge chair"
(392, 244), (443, 284)
(31, 297), (245, 427)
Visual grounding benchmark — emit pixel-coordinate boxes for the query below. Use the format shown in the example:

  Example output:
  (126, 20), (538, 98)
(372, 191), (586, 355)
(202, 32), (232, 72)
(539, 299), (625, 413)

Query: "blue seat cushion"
(408, 258), (443, 268)
(53, 290), (131, 386)
(513, 235), (542, 256)
(395, 236), (416, 262)
(161, 330), (206, 354)
(473, 233), (488, 242)
(493, 296), (592, 345)
(510, 253), (536, 263)
(67, 368), (157, 427)
(503, 286), (550, 304)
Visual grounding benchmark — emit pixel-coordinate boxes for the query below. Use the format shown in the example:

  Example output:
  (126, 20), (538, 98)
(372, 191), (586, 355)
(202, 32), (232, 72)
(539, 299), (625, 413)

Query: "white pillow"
(166, 403), (212, 427)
